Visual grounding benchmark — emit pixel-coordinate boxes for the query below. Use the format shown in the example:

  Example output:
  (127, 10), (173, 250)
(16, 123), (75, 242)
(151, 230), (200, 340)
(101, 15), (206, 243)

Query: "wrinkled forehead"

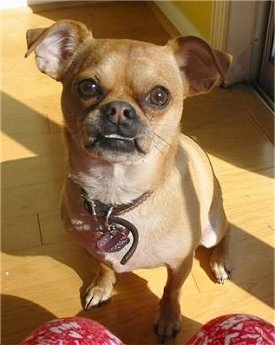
(78, 38), (183, 92)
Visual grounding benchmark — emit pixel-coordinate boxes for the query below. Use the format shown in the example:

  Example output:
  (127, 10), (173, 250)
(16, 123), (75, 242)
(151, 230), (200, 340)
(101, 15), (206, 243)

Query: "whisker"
(154, 132), (171, 147)
(152, 132), (171, 155)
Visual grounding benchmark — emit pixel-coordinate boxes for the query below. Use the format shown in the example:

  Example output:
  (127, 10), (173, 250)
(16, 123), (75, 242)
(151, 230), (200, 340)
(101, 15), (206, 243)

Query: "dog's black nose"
(102, 101), (136, 125)
(101, 101), (139, 138)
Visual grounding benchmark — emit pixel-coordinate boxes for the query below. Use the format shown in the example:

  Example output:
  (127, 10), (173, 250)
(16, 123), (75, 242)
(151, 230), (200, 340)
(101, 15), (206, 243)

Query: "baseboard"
(1, 0), (59, 10)
(153, 1), (203, 39)
(1, 1), (91, 11)
(1, 0), (27, 9)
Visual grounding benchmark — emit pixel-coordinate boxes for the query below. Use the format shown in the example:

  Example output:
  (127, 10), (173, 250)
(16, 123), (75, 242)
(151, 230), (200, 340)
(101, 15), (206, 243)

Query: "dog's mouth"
(85, 133), (146, 155)
(104, 133), (135, 142)
(100, 133), (137, 152)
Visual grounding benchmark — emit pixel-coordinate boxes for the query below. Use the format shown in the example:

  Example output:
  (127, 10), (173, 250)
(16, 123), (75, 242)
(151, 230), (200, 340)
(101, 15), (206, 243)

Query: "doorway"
(257, 1), (274, 103)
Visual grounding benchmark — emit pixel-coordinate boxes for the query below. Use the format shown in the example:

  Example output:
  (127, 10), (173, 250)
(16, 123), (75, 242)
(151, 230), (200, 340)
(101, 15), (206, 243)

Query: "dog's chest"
(105, 220), (190, 273)
(65, 199), (193, 273)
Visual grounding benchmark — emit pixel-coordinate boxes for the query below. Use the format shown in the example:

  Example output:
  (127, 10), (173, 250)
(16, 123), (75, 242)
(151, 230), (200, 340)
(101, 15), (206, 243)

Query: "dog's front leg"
(84, 262), (116, 309)
(155, 253), (194, 341)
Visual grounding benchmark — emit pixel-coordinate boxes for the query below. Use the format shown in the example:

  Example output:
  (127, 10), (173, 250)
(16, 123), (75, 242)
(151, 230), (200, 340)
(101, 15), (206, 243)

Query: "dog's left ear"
(25, 20), (92, 80)
(169, 36), (232, 96)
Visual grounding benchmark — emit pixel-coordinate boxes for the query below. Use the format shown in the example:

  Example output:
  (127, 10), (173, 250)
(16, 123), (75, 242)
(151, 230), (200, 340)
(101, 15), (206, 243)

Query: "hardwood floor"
(1, 2), (274, 344)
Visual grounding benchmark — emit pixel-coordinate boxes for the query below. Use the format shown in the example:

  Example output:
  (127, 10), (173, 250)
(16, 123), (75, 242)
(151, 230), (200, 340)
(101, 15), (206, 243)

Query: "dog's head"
(26, 20), (230, 163)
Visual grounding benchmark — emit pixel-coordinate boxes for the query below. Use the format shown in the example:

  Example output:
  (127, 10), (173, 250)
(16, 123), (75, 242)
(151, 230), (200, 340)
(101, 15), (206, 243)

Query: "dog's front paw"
(84, 284), (113, 309)
(84, 266), (116, 309)
(154, 303), (182, 342)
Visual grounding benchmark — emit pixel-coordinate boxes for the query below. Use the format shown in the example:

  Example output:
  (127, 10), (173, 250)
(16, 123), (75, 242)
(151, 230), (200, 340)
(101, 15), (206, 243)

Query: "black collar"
(80, 188), (152, 218)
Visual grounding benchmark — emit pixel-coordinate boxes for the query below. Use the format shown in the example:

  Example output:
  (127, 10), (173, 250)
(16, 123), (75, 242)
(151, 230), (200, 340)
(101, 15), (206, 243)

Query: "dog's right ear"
(25, 20), (92, 80)
(169, 36), (232, 96)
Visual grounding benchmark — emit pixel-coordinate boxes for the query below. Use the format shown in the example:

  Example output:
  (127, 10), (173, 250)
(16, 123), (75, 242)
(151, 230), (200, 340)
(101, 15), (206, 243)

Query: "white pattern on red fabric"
(20, 317), (125, 345)
(186, 314), (275, 345)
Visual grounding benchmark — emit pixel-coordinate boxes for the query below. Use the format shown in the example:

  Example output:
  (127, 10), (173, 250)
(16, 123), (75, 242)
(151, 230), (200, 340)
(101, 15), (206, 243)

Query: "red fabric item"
(20, 317), (125, 345)
(186, 314), (275, 345)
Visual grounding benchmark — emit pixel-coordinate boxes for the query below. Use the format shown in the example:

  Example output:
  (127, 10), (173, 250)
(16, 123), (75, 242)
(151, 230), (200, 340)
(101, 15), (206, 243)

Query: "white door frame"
(209, 0), (231, 51)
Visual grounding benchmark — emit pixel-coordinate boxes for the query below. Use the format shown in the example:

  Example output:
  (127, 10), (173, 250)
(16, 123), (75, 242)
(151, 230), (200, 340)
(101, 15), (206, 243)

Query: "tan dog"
(26, 20), (231, 341)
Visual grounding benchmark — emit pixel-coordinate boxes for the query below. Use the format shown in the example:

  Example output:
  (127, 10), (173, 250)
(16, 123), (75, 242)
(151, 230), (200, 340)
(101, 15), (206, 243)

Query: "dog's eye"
(77, 79), (102, 99)
(147, 86), (170, 108)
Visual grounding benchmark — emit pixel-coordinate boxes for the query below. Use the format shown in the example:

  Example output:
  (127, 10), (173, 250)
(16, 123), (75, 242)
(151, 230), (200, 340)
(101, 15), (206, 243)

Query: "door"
(258, 1), (274, 102)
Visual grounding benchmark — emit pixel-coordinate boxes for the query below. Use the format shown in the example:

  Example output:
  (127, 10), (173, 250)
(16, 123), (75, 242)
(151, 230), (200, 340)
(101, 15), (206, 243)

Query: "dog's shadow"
(81, 272), (202, 344)
(2, 275), (202, 345)
(2, 226), (202, 344)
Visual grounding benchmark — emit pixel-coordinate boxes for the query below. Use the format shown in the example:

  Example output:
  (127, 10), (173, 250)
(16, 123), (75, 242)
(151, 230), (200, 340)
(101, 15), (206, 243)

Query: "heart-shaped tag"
(96, 229), (130, 253)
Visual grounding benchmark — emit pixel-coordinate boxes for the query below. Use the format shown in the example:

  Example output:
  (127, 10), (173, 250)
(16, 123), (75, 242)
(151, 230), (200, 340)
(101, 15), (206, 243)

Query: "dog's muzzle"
(96, 101), (143, 153)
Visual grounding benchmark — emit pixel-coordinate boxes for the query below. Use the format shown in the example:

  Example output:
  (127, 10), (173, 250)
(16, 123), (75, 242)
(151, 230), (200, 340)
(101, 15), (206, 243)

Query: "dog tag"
(96, 229), (130, 253)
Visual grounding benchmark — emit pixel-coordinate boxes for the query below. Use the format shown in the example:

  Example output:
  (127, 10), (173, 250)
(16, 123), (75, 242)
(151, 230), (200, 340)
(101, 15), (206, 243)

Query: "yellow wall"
(173, 1), (213, 40)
